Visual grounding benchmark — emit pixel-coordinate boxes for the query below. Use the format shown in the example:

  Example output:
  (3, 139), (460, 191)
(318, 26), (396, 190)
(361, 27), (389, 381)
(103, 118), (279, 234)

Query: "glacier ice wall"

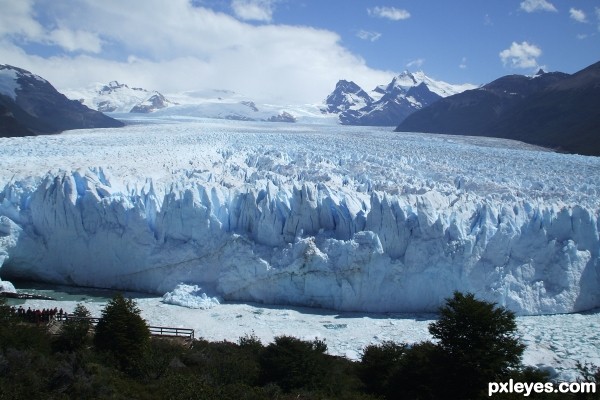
(0, 121), (599, 315)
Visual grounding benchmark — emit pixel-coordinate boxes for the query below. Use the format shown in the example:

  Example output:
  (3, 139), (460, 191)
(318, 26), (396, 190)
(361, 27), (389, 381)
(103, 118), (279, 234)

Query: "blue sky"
(229, 0), (599, 84)
(1, 0), (599, 102)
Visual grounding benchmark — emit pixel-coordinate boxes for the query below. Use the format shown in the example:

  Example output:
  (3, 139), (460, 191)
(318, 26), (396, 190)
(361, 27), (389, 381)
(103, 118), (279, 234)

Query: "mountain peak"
(0, 65), (124, 137)
(66, 81), (171, 113)
(389, 71), (419, 90)
(99, 81), (131, 95)
(324, 72), (475, 126)
(396, 59), (600, 156)
(324, 79), (373, 113)
(334, 80), (363, 92)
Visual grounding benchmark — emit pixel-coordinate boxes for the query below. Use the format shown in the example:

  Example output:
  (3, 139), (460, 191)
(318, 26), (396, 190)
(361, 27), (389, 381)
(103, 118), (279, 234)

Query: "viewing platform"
(55, 314), (195, 341)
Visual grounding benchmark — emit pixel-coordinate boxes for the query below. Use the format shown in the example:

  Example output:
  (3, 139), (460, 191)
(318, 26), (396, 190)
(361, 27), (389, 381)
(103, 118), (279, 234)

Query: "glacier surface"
(0, 119), (599, 315)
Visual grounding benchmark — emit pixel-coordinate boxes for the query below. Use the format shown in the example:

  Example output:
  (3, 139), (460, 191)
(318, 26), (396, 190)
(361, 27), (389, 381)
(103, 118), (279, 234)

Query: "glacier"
(0, 119), (599, 315)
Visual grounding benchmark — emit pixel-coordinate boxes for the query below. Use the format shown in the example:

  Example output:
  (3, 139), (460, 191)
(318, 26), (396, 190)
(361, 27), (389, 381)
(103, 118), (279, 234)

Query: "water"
(4, 280), (154, 306)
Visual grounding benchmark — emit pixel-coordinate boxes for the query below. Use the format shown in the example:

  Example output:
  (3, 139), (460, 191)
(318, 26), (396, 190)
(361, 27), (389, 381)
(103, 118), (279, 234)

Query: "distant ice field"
(2, 119), (597, 205)
(0, 118), (599, 315)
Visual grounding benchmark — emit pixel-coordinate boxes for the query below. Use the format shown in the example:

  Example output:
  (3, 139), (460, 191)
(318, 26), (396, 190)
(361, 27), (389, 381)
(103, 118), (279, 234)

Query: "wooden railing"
(56, 315), (194, 340)
(149, 326), (195, 340)
(55, 315), (99, 324)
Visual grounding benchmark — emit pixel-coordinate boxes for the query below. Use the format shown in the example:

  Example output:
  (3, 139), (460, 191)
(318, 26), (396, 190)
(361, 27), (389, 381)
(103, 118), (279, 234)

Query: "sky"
(0, 0), (599, 103)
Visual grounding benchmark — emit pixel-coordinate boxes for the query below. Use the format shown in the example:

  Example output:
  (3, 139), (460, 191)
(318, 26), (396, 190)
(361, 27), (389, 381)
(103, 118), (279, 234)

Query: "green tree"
(429, 291), (525, 399)
(94, 293), (150, 371)
(55, 303), (92, 351)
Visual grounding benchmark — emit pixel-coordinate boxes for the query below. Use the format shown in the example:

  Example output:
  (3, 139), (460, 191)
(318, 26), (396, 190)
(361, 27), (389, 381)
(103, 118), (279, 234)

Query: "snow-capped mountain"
(324, 71), (475, 126)
(134, 89), (324, 123)
(0, 65), (123, 137)
(324, 80), (374, 114)
(65, 84), (325, 123)
(396, 61), (600, 156)
(130, 92), (171, 113)
(65, 81), (175, 113)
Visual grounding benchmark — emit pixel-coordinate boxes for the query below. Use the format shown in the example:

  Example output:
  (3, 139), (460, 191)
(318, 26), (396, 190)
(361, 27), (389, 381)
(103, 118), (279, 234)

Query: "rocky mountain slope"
(324, 72), (475, 126)
(0, 65), (124, 137)
(396, 61), (600, 156)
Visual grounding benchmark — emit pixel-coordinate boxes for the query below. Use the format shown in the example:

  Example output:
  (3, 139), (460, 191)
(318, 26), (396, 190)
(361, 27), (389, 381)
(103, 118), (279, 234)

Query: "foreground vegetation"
(0, 292), (597, 399)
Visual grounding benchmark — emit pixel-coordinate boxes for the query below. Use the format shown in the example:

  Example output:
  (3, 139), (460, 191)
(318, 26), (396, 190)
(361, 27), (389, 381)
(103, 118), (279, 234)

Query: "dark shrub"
(259, 335), (329, 392)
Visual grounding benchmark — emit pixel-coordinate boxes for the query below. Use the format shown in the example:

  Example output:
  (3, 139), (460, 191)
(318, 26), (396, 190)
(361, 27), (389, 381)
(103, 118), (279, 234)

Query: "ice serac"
(0, 163), (598, 315)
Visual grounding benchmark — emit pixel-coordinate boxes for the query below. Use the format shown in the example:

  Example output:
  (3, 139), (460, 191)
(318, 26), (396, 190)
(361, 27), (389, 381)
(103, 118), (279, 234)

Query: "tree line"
(0, 292), (598, 399)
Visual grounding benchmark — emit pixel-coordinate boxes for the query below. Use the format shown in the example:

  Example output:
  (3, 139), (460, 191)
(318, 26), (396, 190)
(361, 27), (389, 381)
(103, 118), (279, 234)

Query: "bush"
(238, 332), (264, 356)
(259, 336), (330, 393)
(0, 301), (54, 357)
(136, 338), (186, 382)
(94, 293), (150, 371)
(184, 339), (262, 387)
(360, 341), (407, 396)
(359, 340), (443, 400)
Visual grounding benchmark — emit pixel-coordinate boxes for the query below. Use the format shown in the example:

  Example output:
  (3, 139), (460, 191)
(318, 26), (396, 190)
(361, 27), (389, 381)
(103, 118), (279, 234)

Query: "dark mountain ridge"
(0, 64), (124, 138)
(396, 61), (600, 156)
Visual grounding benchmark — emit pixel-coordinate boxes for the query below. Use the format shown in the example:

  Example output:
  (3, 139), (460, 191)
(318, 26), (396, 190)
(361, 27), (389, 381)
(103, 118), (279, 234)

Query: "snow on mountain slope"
(326, 71), (477, 126)
(155, 90), (328, 123)
(389, 71), (476, 97)
(0, 120), (598, 315)
(65, 84), (328, 123)
(64, 81), (174, 113)
(1, 65), (54, 101)
(0, 67), (21, 100)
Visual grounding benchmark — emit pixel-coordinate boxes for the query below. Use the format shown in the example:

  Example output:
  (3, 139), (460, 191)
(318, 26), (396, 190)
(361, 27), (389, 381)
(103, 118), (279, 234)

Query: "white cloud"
(0, 0), (102, 53)
(459, 57), (467, 69)
(0, 0), (395, 103)
(0, 0), (45, 39)
(519, 0), (557, 13)
(231, 0), (275, 22)
(406, 59), (424, 69)
(368, 6), (411, 21)
(597, 7), (600, 31)
(499, 41), (542, 69)
(49, 28), (103, 53)
(569, 8), (587, 23)
(356, 30), (382, 42)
